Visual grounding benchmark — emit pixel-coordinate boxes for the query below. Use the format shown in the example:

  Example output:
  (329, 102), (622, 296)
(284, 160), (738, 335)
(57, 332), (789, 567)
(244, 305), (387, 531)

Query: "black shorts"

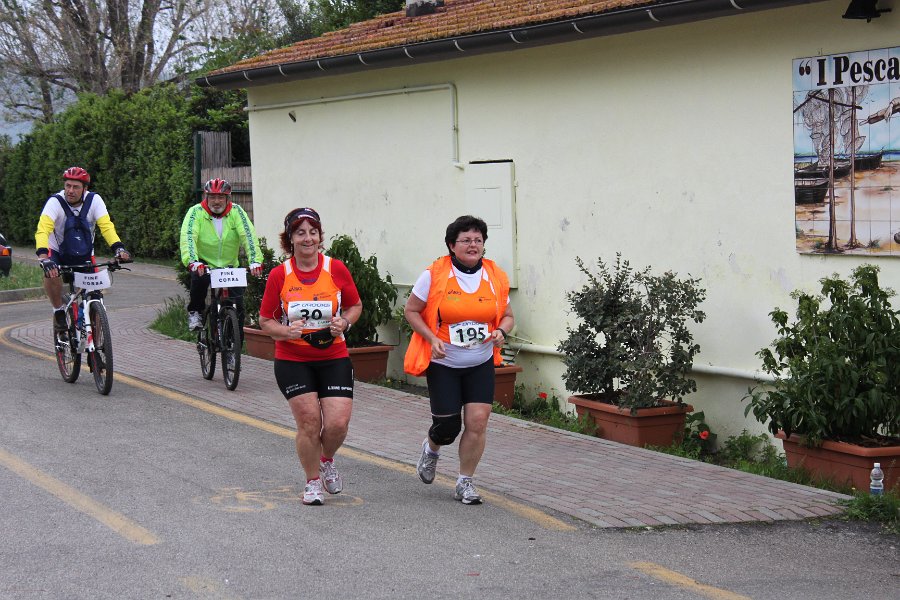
(274, 357), (354, 400)
(426, 359), (495, 415)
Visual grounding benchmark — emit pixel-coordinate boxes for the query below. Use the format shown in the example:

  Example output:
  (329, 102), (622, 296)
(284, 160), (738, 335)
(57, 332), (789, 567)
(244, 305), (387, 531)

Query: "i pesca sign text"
(794, 46), (900, 90)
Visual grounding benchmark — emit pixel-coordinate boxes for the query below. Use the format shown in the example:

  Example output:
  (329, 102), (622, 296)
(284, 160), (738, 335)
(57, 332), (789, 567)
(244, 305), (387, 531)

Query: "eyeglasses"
(455, 238), (484, 246)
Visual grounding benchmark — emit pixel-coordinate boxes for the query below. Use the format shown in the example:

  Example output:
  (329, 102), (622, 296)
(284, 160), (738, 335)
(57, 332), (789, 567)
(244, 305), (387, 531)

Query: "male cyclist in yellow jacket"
(180, 178), (263, 331)
(35, 167), (131, 333)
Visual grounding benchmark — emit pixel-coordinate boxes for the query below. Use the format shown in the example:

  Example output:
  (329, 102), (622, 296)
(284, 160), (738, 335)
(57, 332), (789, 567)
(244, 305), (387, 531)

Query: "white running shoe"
(188, 311), (202, 331)
(319, 460), (343, 494)
(416, 440), (438, 484)
(454, 478), (482, 505)
(302, 479), (324, 505)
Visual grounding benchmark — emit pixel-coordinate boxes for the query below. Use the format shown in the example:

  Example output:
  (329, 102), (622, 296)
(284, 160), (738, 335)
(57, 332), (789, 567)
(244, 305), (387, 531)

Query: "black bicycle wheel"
(55, 302), (81, 383)
(88, 301), (113, 395)
(220, 307), (242, 391)
(198, 312), (216, 380)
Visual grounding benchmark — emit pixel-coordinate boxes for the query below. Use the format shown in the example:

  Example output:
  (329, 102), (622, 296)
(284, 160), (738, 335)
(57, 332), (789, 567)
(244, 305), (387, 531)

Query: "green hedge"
(0, 85), (196, 258)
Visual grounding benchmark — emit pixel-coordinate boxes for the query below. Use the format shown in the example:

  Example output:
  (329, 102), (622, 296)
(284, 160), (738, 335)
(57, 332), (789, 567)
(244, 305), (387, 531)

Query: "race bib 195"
(449, 321), (489, 348)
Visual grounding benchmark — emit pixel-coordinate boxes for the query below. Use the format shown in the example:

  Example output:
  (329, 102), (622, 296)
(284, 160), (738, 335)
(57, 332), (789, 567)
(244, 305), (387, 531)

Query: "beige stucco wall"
(245, 0), (900, 440)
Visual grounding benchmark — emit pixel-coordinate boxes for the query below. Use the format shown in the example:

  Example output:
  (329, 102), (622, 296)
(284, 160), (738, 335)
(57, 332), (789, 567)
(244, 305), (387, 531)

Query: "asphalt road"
(0, 264), (898, 599)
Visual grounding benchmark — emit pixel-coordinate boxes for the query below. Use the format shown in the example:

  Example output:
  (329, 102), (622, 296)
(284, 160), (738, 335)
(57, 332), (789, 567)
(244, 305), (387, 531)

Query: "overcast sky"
(1, 119), (31, 141)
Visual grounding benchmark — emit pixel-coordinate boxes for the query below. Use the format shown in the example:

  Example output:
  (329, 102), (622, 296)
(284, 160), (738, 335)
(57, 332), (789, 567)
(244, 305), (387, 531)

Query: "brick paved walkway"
(6, 251), (847, 529)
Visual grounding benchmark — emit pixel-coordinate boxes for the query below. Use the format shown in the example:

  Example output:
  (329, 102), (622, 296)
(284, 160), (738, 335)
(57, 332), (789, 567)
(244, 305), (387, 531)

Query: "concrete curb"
(0, 287), (43, 303)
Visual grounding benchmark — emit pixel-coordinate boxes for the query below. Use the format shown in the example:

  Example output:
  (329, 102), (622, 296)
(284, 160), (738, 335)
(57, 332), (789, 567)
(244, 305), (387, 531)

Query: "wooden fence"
(197, 129), (253, 222)
(199, 131), (231, 169)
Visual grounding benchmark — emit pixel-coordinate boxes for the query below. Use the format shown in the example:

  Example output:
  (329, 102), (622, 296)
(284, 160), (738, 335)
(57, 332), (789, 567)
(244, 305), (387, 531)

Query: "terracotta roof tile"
(213, 0), (656, 75)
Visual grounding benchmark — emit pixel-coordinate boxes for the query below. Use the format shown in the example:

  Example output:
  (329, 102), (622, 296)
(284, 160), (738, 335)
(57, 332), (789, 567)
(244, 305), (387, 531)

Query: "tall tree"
(305, 0), (404, 35)
(0, 0), (285, 123)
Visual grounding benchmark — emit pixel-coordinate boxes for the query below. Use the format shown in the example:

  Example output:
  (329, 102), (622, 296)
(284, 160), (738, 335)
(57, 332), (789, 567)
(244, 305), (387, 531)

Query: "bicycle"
(54, 259), (131, 395)
(197, 267), (246, 391)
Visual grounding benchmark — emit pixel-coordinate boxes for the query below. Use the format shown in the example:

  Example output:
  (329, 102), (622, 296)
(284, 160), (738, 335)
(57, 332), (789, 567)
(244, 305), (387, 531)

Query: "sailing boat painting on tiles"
(793, 45), (900, 255)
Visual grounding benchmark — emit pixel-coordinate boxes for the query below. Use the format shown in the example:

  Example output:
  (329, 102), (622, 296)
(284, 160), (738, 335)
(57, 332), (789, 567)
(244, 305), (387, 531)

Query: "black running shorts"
(274, 357), (354, 400)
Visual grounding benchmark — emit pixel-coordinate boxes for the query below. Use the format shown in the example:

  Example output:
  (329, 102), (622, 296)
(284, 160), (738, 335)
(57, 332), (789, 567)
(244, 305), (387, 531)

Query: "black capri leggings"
(425, 359), (494, 415)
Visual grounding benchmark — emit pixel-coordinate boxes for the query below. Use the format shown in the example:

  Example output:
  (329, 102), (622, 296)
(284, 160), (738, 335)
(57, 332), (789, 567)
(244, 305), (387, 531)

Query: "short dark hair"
(445, 215), (488, 253)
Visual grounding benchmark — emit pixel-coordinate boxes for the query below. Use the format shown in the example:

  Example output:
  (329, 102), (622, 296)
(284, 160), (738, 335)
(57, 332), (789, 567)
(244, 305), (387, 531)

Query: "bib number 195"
(449, 321), (488, 348)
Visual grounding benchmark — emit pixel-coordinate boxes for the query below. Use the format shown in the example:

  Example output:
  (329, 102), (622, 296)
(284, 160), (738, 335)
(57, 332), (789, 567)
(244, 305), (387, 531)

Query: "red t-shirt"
(259, 254), (361, 362)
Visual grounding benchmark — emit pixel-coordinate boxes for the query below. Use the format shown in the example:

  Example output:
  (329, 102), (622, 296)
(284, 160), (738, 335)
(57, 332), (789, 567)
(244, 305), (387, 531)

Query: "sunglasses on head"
(284, 207), (321, 235)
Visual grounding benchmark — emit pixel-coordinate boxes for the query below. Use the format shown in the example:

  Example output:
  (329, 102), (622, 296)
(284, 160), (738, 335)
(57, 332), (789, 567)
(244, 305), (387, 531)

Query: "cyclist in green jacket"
(180, 178), (263, 331)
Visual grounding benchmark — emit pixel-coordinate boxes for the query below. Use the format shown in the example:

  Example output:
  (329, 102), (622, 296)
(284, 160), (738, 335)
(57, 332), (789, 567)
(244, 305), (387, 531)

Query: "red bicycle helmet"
(204, 178), (232, 195)
(62, 166), (90, 184)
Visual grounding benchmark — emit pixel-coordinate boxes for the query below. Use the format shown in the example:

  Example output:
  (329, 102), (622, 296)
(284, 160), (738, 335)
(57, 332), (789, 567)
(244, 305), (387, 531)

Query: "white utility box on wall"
(464, 160), (518, 288)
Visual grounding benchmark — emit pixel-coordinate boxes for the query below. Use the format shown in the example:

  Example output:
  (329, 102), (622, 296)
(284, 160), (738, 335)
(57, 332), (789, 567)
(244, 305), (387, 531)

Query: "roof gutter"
(198, 0), (825, 90)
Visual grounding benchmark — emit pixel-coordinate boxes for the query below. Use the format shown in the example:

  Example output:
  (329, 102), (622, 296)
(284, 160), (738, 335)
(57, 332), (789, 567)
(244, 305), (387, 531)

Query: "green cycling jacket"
(179, 203), (263, 269)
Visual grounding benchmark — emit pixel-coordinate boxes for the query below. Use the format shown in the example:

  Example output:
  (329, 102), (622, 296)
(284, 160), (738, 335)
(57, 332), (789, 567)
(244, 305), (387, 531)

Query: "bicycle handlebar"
(56, 259), (132, 273)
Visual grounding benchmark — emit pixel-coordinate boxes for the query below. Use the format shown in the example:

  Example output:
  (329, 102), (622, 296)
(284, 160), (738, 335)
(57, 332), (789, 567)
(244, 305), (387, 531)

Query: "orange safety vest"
(280, 255), (345, 351)
(403, 255), (509, 376)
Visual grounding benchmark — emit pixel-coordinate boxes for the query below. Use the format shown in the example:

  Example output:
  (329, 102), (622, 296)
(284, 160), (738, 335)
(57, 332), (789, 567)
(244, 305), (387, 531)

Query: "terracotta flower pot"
(347, 344), (394, 382)
(568, 394), (693, 448)
(243, 326), (275, 361)
(493, 364), (523, 409)
(776, 431), (900, 491)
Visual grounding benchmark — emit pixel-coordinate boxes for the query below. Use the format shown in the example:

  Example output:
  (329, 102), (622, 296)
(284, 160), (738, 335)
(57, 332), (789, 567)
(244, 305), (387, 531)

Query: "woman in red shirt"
(259, 208), (362, 506)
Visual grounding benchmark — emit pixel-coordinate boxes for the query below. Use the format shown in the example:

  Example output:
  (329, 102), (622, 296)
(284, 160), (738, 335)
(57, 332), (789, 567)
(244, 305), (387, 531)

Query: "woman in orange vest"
(258, 208), (363, 506)
(404, 215), (515, 505)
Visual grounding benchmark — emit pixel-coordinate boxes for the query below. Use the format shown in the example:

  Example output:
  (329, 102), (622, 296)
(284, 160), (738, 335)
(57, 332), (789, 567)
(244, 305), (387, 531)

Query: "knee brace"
(428, 414), (462, 446)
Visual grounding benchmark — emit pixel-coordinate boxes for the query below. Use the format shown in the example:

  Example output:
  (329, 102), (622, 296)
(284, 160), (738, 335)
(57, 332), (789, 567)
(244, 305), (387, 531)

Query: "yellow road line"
(0, 324), (52, 359)
(0, 325), (51, 358)
(629, 562), (752, 600)
(121, 376), (576, 532)
(0, 447), (160, 546)
(1, 323), (575, 531)
(333, 445), (575, 531)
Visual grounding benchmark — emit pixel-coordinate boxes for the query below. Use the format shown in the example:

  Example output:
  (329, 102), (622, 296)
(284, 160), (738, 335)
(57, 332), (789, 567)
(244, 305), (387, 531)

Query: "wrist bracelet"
(344, 320), (352, 332)
(496, 327), (507, 338)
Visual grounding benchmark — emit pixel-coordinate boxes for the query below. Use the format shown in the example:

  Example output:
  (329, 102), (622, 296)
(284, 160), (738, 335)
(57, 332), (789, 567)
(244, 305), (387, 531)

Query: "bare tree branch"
(0, 0), (285, 121)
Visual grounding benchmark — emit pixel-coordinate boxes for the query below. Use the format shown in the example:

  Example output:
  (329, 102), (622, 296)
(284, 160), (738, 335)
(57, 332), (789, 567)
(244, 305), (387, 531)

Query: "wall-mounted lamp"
(288, 110), (297, 122)
(842, 0), (891, 21)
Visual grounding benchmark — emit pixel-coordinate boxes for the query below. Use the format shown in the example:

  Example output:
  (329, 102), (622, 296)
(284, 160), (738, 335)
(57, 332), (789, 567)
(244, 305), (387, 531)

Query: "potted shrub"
(325, 235), (398, 381)
(745, 264), (900, 491)
(558, 254), (706, 447)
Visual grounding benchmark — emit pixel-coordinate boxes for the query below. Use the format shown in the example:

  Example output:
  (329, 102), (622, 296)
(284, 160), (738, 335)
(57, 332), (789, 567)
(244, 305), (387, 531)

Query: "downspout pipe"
(508, 342), (776, 383)
(198, 0), (825, 90)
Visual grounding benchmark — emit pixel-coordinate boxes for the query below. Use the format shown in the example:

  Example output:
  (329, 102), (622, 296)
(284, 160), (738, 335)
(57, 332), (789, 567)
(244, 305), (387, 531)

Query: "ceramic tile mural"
(793, 46), (900, 255)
